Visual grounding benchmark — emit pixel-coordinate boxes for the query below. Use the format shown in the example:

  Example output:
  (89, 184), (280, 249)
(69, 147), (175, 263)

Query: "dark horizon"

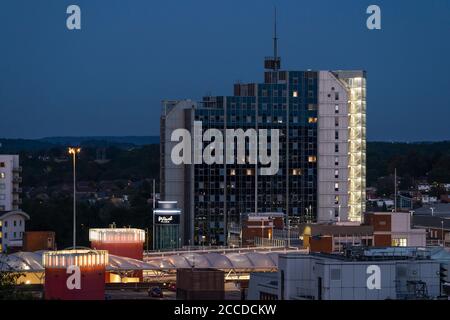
(1, 0), (449, 141)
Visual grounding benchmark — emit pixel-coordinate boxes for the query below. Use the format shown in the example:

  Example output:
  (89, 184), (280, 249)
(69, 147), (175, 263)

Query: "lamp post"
(68, 147), (81, 249)
(441, 220), (444, 247)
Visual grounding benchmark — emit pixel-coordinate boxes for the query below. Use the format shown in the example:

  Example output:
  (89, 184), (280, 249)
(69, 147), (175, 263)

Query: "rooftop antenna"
(273, 6), (278, 69)
(264, 7), (281, 72)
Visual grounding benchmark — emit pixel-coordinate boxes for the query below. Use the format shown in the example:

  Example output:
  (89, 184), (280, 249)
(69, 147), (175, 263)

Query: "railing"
(144, 245), (304, 258)
(254, 237), (286, 248)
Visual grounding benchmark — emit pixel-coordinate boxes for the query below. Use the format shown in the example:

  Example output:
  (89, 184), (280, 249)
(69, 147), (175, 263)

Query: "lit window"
(335, 105), (339, 114)
(246, 169), (253, 176)
(334, 196), (339, 204)
(292, 169), (301, 176)
(335, 157), (339, 166)
(392, 238), (407, 247)
(335, 144), (339, 153)
(0, 173), (5, 179)
(334, 183), (339, 191)
(308, 156), (317, 163)
(334, 169), (339, 178)
(308, 117), (318, 123)
(230, 169), (236, 176)
(292, 91), (298, 97)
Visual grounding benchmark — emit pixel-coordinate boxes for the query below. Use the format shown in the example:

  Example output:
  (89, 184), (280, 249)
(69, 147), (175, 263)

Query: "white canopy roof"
(0, 250), (285, 272)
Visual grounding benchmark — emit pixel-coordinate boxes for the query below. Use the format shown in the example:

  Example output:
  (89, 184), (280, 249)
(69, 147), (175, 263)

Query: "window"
(14, 220), (17, 227)
(335, 105), (339, 114)
(334, 195), (339, 204)
(0, 173), (5, 179)
(0, 194), (5, 200)
(334, 183), (339, 192)
(334, 169), (339, 178)
(335, 144), (339, 153)
(308, 117), (318, 123)
(246, 169), (253, 176)
(292, 91), (298, 97)
(392, 238), (407, 247)
(0, 162), (4, 168)
(293, 116), (298, 123)
(335, 117), (339, 127)
(230, 169), (236, 176)
(308, 156), (317, 163)
(335, 157), (339, 166)
(4, 221), (7, 227)
(0, 184), (5, 190)
(330, 269), (341, 280)
(292, 169), (301, 176)
(335, 131), (339, 140)
(335, 92), (339, 100)
(5, 232), (7, 239)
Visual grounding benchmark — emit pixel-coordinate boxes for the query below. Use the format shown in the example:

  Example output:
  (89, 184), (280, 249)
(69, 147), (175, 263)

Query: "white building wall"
(391, 212), (426, 246)
(0, 212), (27, 252)
(317, 71), (349, 222)
(0, 155), (20, 212)
(274, 253), (441, 300)
(162, 100), (196, 244)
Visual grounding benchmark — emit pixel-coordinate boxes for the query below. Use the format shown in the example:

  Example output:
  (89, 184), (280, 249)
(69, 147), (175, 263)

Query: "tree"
(0, 257), (30, 300)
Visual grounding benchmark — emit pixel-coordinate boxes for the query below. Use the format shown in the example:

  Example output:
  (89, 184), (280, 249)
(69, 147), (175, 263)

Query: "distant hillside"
(39, 136), (159, 146)
(0, 138), (56, 153)
(0, 136), (159, 153)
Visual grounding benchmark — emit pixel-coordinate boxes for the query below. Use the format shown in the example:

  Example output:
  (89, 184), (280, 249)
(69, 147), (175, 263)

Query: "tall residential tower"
(160, 42), (366, 245)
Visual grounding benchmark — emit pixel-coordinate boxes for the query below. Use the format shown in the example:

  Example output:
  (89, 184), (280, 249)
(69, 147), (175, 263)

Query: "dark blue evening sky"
(0, 0), (449, 141)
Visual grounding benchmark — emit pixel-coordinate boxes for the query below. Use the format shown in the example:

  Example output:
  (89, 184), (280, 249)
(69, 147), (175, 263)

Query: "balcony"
(13, 166), (23, 173)
(12, 176), (22, 183)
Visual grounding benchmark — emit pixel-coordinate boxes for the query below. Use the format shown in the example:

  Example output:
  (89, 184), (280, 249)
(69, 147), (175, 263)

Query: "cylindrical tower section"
(89, 228), (145, 281)
(43, 249), (108, 300)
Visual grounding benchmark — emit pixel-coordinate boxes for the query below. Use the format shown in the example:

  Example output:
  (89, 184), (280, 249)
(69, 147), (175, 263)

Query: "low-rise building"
(23, 231), (56, 251)
(248, 247), (450, 300)
(364, 211), (426, 247)
(228, 213), (285, 247)
(0, 210), (30, 253)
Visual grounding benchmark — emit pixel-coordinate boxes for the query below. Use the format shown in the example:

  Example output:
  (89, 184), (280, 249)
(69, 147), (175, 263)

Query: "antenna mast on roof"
(273, 6), (278, 70)
(264, 7), (281, 72)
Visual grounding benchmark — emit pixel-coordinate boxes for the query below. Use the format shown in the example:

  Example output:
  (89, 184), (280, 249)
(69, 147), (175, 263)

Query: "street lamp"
(68, 147), (81, 249)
